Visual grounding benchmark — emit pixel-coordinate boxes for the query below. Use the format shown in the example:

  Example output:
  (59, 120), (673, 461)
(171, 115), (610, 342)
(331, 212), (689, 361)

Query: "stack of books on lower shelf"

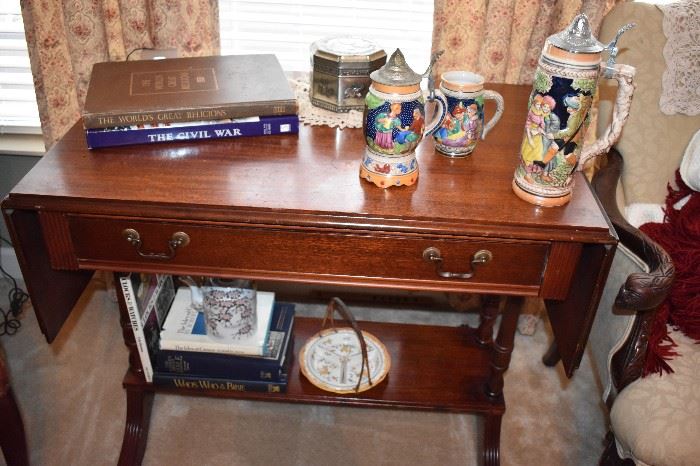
(154, 287), (295, 393)
(82, 54), (299, 149)
(119, 273), (295, 393)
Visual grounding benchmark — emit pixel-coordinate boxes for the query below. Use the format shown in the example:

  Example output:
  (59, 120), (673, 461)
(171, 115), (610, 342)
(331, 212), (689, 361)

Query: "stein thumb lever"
(604, 23), (635, 78)
(422, 49), (444, 78)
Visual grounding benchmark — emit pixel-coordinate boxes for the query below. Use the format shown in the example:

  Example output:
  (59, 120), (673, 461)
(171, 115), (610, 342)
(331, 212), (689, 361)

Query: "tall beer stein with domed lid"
(512, 14), (636, 207)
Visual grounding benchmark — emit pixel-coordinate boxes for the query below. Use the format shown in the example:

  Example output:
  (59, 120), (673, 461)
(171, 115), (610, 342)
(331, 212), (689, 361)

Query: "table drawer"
(61, 215), (548, 290)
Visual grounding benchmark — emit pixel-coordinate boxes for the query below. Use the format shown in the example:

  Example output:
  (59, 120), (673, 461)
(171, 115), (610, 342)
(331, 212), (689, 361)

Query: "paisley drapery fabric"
(431, 0), (625, 85)
(21, 0), (220, 148)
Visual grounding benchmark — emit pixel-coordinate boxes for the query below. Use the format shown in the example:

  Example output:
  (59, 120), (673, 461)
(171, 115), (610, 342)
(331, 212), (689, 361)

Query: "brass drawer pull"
(422, 247), (492, 279)
(122, 228), (190, 261)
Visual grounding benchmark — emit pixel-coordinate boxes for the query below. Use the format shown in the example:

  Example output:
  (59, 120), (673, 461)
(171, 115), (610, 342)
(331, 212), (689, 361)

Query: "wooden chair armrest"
(592, 148), (675, 393)
(592, 148), (675, 311)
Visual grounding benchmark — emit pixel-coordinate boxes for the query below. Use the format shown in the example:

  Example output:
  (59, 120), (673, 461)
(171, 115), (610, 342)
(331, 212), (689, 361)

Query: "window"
(219, 0), (435, 73)
(1, 1), (434, 136)
(0, 1), (40, 134)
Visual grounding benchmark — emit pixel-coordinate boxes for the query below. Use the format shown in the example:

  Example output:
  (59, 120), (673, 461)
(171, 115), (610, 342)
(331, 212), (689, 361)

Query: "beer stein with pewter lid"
(512, 14), (636, 207)
(360, 49), (447, 188)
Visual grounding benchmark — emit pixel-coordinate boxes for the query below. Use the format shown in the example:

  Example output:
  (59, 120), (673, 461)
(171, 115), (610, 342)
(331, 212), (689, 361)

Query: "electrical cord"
(126, 47), (154, 61)
(0, 235), (29, 336)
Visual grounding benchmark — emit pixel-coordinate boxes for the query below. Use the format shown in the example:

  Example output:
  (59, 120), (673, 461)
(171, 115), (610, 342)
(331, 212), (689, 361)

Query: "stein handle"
(481, 90), (505, 139)
(424, 90), (448, 136)
(578, 63), (636, 169)
(179, 276), (204, 310)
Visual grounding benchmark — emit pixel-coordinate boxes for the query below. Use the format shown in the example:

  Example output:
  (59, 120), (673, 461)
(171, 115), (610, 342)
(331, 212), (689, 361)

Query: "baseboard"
(1, 245), (22, 280)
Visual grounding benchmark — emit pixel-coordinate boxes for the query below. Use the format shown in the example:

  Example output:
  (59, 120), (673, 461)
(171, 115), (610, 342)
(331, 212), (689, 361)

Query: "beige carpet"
(1, 274), (608, 466)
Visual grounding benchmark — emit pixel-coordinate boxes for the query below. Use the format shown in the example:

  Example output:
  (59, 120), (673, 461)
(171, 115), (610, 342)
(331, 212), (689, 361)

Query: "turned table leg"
(114, 272), (154, 465)
(483, 413), (502, 466)
(477, 296), (522, 466)
(487, 296), (522, 398)
(118, 380), (154, 466)
(542, 341), (561, 367)
(477, 295), (501, 346)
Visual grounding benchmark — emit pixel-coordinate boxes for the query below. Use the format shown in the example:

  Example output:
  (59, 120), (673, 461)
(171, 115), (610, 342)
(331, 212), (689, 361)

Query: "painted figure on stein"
(366, 99), (424, 154)
(431, 70), (504, 158)
(517, 76), (595, 188)
(434, 100), (482, 153)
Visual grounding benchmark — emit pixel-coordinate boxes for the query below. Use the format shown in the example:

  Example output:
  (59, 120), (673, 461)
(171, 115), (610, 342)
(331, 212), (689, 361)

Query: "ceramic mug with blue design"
(432, 71), (504, 158)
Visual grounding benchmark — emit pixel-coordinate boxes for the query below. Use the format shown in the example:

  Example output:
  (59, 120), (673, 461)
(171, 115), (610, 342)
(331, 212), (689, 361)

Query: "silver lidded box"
(310, 36), (386, 113)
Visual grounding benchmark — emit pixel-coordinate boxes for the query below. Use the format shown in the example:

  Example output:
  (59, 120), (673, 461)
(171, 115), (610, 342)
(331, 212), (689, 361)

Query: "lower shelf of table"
(125, 317), (504, 415)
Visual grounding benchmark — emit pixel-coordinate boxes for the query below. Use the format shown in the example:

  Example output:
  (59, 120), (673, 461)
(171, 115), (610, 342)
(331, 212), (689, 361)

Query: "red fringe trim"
(639, 171), (700, 377)
(643, 303), (677, 376)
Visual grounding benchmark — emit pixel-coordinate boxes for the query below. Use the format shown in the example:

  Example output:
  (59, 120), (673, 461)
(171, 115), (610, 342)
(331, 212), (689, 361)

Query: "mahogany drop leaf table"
(1, 84), (616, 466)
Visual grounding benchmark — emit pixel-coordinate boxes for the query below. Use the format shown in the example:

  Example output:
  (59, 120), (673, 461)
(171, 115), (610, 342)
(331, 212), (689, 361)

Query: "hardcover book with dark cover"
(155, 302), (295, 382)
(82, 54), (297, 129)
(152, 373), (286, 393)
(85, 115), (299, 149)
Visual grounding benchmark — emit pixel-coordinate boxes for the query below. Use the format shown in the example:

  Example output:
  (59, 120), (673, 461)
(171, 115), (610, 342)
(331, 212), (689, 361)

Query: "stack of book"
(82, 54), (299, 149)
(120, 274), (295, 393)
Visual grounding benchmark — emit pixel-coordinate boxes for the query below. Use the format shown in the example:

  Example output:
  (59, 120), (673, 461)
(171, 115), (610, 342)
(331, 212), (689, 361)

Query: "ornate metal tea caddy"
(310, 36), (386, 113)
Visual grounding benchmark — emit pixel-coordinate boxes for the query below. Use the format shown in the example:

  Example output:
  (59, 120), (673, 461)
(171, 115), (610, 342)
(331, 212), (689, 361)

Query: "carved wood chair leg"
(118, 383), (154, 466)
(487, 296), (522, 398)
(542, 341), (561, 367)
(0, 387), (29, 466)
(477, 295), (502, 346)
(600, 431), (635, 466)
(483, 413), (502, 466)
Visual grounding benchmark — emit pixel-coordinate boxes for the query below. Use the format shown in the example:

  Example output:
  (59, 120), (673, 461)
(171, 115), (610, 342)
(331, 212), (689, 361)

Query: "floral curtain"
(21, 0), (220, 148)
(432, 0), (625, 85)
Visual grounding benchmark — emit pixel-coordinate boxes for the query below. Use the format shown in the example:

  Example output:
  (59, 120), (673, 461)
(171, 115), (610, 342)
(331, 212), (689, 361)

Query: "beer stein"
(433, 71), (504, 157)
(512, 14), (636, 207)
(360, 49), (447, 188)
(180, 276), (257, 341)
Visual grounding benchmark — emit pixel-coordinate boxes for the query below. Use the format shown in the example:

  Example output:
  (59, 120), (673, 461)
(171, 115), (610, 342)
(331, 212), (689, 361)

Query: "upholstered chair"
(588, 3), (700, 465)
(0, 342), (29, 466)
